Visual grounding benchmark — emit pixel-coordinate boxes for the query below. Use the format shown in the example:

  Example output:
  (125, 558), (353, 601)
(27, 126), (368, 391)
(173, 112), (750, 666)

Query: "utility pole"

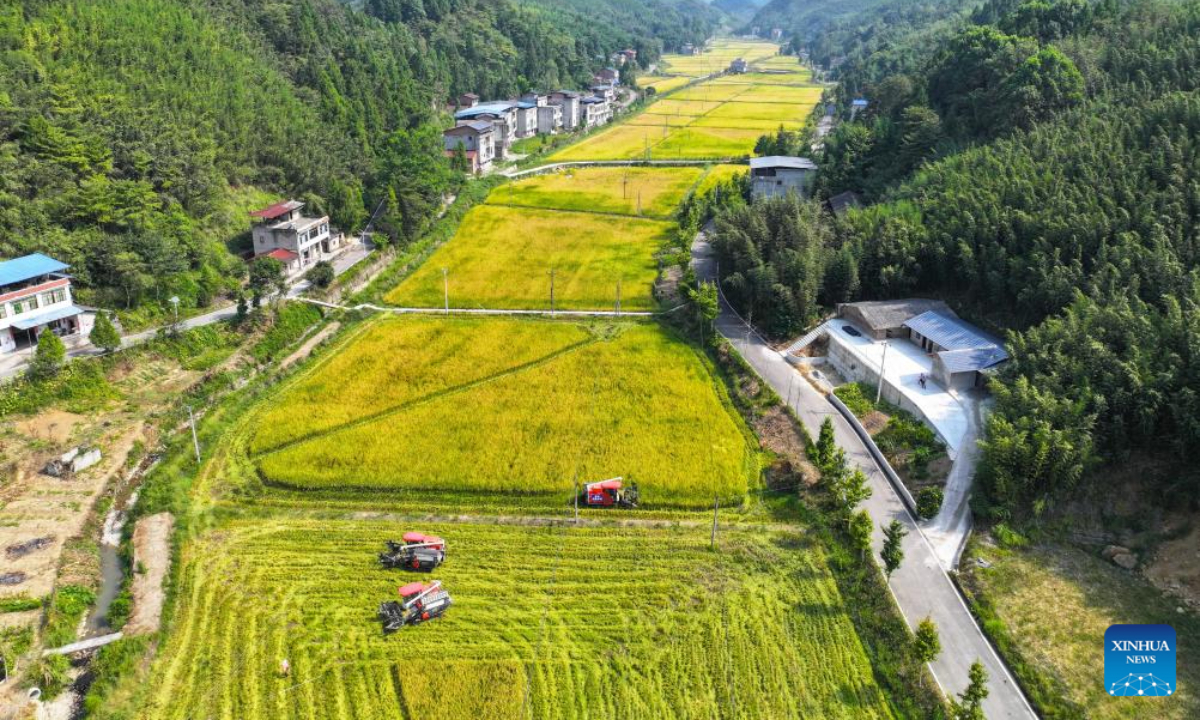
(876, 341), (890, 405)
(710, 495), (719, 550)
(623, 170), (628, 199)
(442, 268), (449, 314)
(574, 480), (579, 524)
(637, 190), (642, 216)
(187, 405), (201, 464)
(616, 278), (621, 315)
(549, 268), (556, 317)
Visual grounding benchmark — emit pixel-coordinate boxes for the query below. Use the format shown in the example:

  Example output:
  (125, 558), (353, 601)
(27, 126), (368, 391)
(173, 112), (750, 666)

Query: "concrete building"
(594, 67), (620, 85)
(618, 49), (637, 65)
(514, 101), (539, 138)
(457, 93), (479, 109)
(749, 156), (817, 199)
(770, 28), (783, 41)
(443, 121), (497, 173)
(250, 200), (341, 272)
(729, 58), (748, 74)
(580, 96), (612, 127)
(903, 311), (1008, 389)
(589, 84), (616, 102)
(548, 91), (582, 130)
(0, 253), (92, 355)
(454, 102), (519, 157)
(537, 104), (563, 135)
(836, 299), (954, 340)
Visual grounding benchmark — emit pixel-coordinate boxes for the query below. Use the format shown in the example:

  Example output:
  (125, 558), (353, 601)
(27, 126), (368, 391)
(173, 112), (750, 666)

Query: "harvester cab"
(378, 581), (452, 632)
(379, 532), (446, 572)
(583, 477), (639, 508)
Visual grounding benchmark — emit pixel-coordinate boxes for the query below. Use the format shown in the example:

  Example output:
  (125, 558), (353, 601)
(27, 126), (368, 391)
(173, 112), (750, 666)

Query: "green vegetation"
(0, 596), (42, 613)
(254, 322), (757, 505)
(249, 303), (324, 364)
(43, 584), (97, 648)
(140, 518), (897, 720)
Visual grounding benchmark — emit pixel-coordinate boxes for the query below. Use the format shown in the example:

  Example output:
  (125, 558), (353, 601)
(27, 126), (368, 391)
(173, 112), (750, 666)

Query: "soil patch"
(15, 409), (84, 444)
(754, 406), (818, 488)
(1145, 523), (1200, 610)
(861, 409), (888, 435)
(126, 512), (174, 635)
(280, 321), (340, 371)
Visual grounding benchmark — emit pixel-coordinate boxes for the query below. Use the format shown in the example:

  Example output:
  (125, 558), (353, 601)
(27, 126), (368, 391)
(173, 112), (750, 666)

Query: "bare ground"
(279, 321), (340, 371)
(125, 512), (174, 635)
(1145, 523), (1200, 610)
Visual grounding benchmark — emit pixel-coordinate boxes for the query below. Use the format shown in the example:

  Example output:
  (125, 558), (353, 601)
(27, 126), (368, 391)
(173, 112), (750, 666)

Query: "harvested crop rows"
(252, 320), (757, 506)
(142, 519), (896, 720)
(550, 45), (823, 161)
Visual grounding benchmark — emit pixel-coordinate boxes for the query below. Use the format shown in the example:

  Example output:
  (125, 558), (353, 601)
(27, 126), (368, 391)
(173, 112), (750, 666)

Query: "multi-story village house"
(580, 96), (612, 127)
(443, 121), (497, 174)
(454, 102), (518, 157)
(0, 253), (93, 355)
(250, 200), (343, 274)
(547, 91), (582, 130)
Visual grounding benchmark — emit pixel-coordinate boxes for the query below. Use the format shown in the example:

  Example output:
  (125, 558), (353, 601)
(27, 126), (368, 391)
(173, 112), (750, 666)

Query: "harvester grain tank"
(583, 477), (639, 508)
(379, 532), (446, 571)
(378, 581), (452, 632)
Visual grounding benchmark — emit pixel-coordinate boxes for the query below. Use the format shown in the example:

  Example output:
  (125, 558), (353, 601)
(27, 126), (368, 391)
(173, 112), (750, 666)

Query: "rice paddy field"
(485, 166), (703, 219)
(637, 75), (692, 94)
(549, 42), (824, 161)
(139, 519), (897, 720)
(251, 319), (757, 505)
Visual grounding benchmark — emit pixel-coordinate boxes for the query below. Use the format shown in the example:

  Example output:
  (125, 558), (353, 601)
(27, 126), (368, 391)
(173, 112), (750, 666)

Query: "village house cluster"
(441, 54), (634, 174)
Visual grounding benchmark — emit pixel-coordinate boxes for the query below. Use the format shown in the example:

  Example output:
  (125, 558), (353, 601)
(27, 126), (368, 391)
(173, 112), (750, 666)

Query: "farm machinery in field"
(582, 477), (639, 508)
(378, 581), (452, 632)
(379, 532), (446, 572)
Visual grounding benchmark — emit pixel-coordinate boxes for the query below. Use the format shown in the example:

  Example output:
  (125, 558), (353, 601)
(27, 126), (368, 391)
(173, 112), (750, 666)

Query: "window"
(11, 295), (38, 314)
(43, 288), (66, 305)
(320, 224), (328, 235)
(0, 304), (6, 319)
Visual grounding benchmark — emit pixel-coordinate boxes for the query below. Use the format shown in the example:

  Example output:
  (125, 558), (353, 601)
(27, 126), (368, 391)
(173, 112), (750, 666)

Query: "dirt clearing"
(126, 512), (174, 635)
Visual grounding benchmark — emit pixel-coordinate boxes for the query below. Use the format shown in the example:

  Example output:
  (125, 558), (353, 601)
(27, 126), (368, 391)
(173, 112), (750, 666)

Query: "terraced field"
(485, 166), (703, 219)
(251, 320), (757, 505)
(549, 43), (823, 161)
(141, 519), (897, 720)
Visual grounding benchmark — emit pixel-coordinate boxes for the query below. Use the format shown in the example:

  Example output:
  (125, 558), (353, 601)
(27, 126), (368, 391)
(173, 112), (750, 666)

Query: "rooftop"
(262, 248), (299, 262)
(581, 96), (607, 104)
(445, 121), (494, 134)
(0, 253), (70, 287)
(905, 311), (1006, 355)
(828, 190), (863, 215)
(750, 156), (817, 171)
(454, 102), (517, 119)
(250, 200), (303, 220)
(840, 298), (954, 332)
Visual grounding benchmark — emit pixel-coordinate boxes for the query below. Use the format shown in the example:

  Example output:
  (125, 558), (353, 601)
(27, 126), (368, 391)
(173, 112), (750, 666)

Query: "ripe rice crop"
(694, 164), (748, 196)
(254, 323), (757, 505)
(638, 75), (691, 94)
(139, 518), (896, 720)
(712, 72), (815, 86)
(704, 101), (814, 124)
(644, 99), (723, 116)
(669, 85), (749, 102)
(549, 123), (670, 161)
(625, 112), (695, 127)
(249, 317), (594, 453)
(688, 116), (805, 131)
(729, 85), (824, 104)
(384, 204), (672, 310)
(485, 166), (702, 219)
(651, 126), (762, 159)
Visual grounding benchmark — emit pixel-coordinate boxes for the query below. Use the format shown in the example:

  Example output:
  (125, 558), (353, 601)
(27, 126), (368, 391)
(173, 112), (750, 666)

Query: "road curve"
(691, 231), (1038, 720)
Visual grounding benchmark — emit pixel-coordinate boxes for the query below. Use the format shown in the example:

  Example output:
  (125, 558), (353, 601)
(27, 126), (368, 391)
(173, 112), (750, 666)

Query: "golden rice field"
(485, 166), (703, 220)
(694, 164), (748, 196)
(140, 518), (897, 720)
(550, 49), (822, 161)
(253, 321), (757, 505)
(385, 204), (671, 310)
(637, 75), (692, 94)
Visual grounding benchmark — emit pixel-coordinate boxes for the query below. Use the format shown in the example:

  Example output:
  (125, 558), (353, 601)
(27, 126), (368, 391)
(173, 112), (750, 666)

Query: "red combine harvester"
(583, 477), (639, 508)
(379, 532), (446, 572)
(378, 581), (452, 632)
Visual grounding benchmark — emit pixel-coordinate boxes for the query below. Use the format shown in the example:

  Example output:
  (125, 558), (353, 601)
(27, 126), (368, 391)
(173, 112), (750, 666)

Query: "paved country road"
(692, 231), (1038, 720)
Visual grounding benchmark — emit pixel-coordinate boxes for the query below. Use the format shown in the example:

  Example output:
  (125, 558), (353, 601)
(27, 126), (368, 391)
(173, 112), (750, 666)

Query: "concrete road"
(692, 232), (1037, 719)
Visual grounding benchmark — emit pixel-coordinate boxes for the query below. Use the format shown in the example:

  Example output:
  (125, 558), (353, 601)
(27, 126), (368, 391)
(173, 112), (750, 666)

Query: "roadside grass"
(651, 126), (761, 159)
(693, 164), (748, 196)
(248, 317), (594, 453)
(485, 166), (703, 219)
(140, 518), (898, 720)
(254, 322), (758, 505)
(962, 540), (1200, 719)
(384, 204), (671, 310)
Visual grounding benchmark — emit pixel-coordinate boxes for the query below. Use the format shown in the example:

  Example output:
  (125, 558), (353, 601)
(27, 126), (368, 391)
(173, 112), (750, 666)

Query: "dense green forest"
(710, 0), (1200, 518)
(0, 0), (714, 320)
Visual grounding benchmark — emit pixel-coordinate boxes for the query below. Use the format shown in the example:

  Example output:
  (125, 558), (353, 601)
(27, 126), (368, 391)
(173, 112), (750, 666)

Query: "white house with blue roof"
(453, 101), (519, 157)
(0, 253), (93, 354)
(903, 311), (1009, 390)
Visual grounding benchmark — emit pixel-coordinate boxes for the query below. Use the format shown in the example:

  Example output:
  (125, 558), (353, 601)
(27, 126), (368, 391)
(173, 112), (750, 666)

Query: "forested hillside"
(711, 0), (1200, 519)
(0, 0), (711, 320)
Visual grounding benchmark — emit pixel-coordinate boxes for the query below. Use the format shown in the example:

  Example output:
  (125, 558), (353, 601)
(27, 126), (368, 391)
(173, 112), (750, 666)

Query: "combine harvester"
(379, 532), (446, 571)
(379, 581), (452, 632)
(582, 476), (639, 508)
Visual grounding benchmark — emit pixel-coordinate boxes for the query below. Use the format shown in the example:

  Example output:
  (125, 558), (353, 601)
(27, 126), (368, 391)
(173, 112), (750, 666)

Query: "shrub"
(43, 585), (97, 648)
(249, 302), (323, 363)
(0, 595), (42, 613)
(833, 382), (874, 417)
(993, 523), (1029, 548)
(917, 486), (944, 519)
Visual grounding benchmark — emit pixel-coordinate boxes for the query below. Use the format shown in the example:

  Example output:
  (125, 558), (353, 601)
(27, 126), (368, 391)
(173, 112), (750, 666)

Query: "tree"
(836, 468), (872, 515)
(812, 417), (837, 468)
(917, 486), (944, 519)
(305, 261), (335, 289)
(881, 519), (906, 579)
(913, 616), (941, 663)
(686, 281), (719, 341)
(848, 509), (873, 560)
(248, 256), (285, 308)
(235, 291), (249, 325)
(949, 660), (990, 720)
(30, 331), (67, 379)
(89, 312), (121, 353)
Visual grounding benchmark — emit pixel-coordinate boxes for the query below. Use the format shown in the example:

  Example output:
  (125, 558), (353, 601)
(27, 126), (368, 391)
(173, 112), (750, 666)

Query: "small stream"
(85, 489), (137, 635)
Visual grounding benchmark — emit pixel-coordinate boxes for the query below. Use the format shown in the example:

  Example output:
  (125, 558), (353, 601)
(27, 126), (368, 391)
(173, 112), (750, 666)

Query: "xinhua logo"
(1105, 624), (1176, 697)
